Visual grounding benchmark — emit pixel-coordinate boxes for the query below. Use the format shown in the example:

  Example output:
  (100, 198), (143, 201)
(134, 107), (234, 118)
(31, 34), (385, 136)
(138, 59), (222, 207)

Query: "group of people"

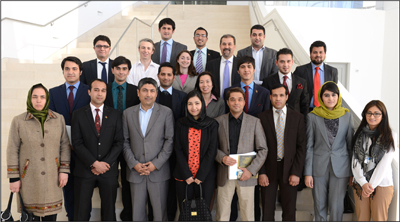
(6, 17), (396, 222)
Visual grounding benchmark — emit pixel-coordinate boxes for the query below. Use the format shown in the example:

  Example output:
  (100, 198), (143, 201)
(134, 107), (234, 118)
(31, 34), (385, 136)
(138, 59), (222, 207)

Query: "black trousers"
(175, 178), (215, 214)
(74, 175), (118, 221)
(32, 214), (57, 221)
(118, 153), (133, 221)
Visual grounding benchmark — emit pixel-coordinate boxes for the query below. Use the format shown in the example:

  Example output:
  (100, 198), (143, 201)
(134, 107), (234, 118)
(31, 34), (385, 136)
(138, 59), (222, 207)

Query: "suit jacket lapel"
(85, 106), (98, 137)
(145, 103), (160, 136)
(59, 84), (70, 113)
(183, 76), (195, 90)
(101, 106), (110, 133)
(237, 113), (248, 152)
(132, 105), (144, 138)
(245, 46), (252, 56)
(91, 60), (98, 80)
(331, 116), (344, 148)
(287, 74), (299, 105)
(73, 84), (88, 110)
(222, 114), (230, 150)
(249, 84), (260, 111)
(316, 115), (330, 147)
(324, 63), (331, 80)
(174, 76), (183, 90)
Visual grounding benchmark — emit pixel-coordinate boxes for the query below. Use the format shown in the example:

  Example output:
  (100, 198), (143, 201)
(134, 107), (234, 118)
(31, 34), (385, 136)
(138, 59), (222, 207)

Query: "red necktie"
(314, 67), (320, 107)
(244, 86), (249, 113)
(95, 108), (101, 137)
(68, 86), (74, 115)
(283, 75), (289, 96)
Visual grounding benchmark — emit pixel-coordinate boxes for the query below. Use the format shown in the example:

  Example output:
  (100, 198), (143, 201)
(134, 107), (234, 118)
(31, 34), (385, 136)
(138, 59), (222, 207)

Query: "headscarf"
(310, 81), (349, 119)
(181, 90), (215, 129)
(26, 83), (50, 136)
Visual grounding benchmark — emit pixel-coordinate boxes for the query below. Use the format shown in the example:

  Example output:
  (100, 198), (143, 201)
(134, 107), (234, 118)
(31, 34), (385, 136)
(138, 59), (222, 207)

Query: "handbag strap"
(18, 192), (29, 214)
(185, 183), (204, 201)
(0, 192), (13, 220)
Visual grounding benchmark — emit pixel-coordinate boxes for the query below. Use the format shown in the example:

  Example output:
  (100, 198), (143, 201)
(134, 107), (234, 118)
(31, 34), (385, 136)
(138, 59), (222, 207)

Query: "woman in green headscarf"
(303, 81), (354, 221)
(7, 83), (71, 221)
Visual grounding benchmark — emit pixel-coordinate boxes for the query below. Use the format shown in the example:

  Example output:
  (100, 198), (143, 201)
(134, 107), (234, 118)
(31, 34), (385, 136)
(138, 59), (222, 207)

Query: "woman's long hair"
(175, 50), (197, 77)
(194, 71), (220, 98)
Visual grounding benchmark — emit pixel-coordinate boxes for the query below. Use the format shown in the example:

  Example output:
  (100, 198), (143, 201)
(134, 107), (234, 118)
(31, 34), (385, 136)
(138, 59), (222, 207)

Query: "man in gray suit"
(215, 87), (268, 221)
(237, 24), (278, 85)
(151, 18), (187, 68)
(122, 77), (174, 221)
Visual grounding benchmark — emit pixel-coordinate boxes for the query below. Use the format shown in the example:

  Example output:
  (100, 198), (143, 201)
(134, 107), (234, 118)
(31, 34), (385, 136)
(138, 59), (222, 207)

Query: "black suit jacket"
(237, 45), (278, 80)
(190, 48), (220, 63)
(49, 83), (90, 126)
(104, 82), (140, 110)
(224, 83), (271, 117)
(156, 88), (187, 122)
(205, 56), (241, 95)
(80, 58), (114, 85)
(258, 108), (306, 182)
(293, 62), (338, 104)
(71, 104), (123, 178)
(262, 73), (309, 120)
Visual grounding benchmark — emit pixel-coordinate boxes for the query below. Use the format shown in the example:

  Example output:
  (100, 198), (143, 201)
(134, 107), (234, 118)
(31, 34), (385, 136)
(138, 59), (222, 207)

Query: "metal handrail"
(110, 1), (172, 57)
(1, 1), (90, 27)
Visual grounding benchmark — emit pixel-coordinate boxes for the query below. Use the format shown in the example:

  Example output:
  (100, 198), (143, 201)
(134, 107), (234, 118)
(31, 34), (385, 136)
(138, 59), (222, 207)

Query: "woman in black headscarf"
(173, 89), (219, 214)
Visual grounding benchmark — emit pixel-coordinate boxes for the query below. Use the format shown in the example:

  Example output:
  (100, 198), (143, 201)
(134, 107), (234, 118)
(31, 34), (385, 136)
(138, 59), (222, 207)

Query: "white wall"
(1, 1), (137, 62)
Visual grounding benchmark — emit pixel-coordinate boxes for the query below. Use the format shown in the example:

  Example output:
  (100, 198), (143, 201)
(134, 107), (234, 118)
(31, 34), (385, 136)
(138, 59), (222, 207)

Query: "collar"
(138, 59), (158, 67)
(161, 38), (173, 46)
(25, 110), (57, 120)
(112, 81), (127, 90)
(159, 86), (173, 95)
(210, 94), (217, 101)
(252, 45), (265, 52)
(229, 112), (244, 121)
(65, 81), (80, 90)
(311, 62), (324, 71)
(222, 55), (234, 63)
(273, 105), (287, 115)
(97, 58), (109, 64)
(240, 81), (255, 90)
(278, 72), (292, 80)
(90, 103), (104, 113)
(196, 47), (208, 55)
(140, 103), (155, 112)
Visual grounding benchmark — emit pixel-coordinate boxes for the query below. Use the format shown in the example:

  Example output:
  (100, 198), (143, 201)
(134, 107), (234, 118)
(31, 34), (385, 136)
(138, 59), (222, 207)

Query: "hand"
(238, 167), (252, 181)
(91, 167), (102, 175)
(348, 176), (353, 187)
(133, 163), (149, 176)
(92, 161), (110, 174)
(143, 162), (157, 173)
(305, 176), (313, 188)
(10, 180), (21, 193)
(362, 183), (374, 195)
(258, 174), (269, 187)
(222, 156), (237, 166)
(362, 189), (370, 198)
(186, 177), (194, 185)
(59, 173), (68, 188)
(288, 175), (300, 186)
(194, 178), (202, 185)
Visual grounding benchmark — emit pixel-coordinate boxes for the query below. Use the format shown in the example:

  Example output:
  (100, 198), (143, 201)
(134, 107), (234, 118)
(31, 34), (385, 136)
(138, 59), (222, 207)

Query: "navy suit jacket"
(49, 83), (91, 125)
(80, 58), (114, 85)
(104, 82), (140, 110)
(156, 88), (187, 122)
(224, 83), (271, 117)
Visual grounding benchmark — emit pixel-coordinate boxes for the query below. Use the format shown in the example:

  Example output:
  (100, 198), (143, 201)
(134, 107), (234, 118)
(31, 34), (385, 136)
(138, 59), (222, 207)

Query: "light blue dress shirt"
(193, 47), (208, 71)
(65, 81), (80, 99)
(139, 104), (154, 137)
(160, 39), (174, 63)
(159, 86), (173, 95)
(240, 81), (254, 110)
(310, 62), (325, 107)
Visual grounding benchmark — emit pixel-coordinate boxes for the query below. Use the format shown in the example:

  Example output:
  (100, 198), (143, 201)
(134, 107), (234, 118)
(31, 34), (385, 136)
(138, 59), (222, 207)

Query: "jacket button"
(98, 143), (101, 145)
(98, 155), (101, 158)
(41, 157), (45, 161)
(44, 130), (48, 133)
(40, 143), (44, 147)
(41, 171), (45, 175)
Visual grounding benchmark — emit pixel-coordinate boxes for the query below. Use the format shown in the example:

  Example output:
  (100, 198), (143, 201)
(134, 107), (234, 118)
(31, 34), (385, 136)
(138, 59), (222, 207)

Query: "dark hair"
(158, 62), (175, 75)
(195, 71), (220, 98)
(220, 34), (236, 45)
(319, 82), (339, 101)
(310, 40), (326, 54)
(194, 27), (208, 37)
(61, 56), (82, 71)
(175, 50), (197, 77)
(186, 90), (204, 106)
(250, 24), (265, 35)
(352, 100), (395, 152)
(138, 77), (158, 90)
(89, 79), (107, 91)
(158, 18), (175, 30)
(237, 55), (255, 71)
(226, 87), (245, 100)
(276, 48), (293, 61)
(271, 84), (288, 95)
(112, 56), (132, 70)
(93, 35), (111, 47)
(30, 83), (49, 96)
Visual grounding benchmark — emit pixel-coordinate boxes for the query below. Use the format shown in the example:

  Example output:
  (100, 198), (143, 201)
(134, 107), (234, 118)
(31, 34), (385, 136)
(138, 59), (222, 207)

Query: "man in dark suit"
(237, 24), (278, 85)
(49, 56), (91, 221)
(72, 79), (123, 221)
(293, 40), (338, 112)
(262, 48), (309, 120)
(258, 84), (307, 221)
(80, 35), (114, 85)
(189, 27), (220, 74)
(151, 18), (187, 68)
(104, 56), (139, 221)
(206, 34), (241, 97)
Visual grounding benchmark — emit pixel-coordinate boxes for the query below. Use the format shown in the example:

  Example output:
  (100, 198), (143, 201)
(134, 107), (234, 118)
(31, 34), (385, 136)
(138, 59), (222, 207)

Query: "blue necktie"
(161, 42), (167, 64)
(196, 50), (203, 74)
(99, 62), (107, 84)
(222, 60), (230, 99)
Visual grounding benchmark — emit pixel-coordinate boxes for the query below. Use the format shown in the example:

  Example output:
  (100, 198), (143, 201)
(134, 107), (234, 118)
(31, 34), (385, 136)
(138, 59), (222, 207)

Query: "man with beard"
(206, 34), (241, 98)
(293, 40), (338, 112)
(190, 27), (220, 74)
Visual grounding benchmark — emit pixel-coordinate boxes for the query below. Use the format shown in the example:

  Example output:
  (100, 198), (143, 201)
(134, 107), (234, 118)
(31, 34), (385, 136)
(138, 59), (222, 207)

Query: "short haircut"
(93, 35), (111, 47)
(195, 71), (220, 98)
(319, 81), (339, 101)
(194, 27), (208, 37)
(271, 84), (288, 95)
(276, 48), (293, 61)
(138, 77), (158, 90)
(309, 40), (326, 54)
(158, 18), (175, 30)
(158, 62), (175, 75)
(220, 34), (236, 45)
(138, 38), (155, 51)
(111, 56), (132, 70)
(250, 24), (265, 35)
(226, 87), (245, 100)
(61, 56), (82, 71)
(237, 55), (255, 70)
(89, 79), (107, 91)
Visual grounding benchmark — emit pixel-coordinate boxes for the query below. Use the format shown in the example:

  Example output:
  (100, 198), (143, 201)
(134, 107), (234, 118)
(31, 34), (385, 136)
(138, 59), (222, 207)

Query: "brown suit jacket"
(215, 112), (268, 187)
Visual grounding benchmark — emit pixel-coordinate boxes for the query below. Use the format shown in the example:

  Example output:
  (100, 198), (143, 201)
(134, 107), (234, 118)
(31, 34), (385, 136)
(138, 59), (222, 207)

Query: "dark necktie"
(117, 85), (123, 113)
(160, 42), (167, 64)
(68, 86), (74, 115)
(244, 85), (249, 113)
(95, 108), (101, 137)
(99, 62), (107, 84)
(283, 75), (289, 96)
(162, 90), (170, 96)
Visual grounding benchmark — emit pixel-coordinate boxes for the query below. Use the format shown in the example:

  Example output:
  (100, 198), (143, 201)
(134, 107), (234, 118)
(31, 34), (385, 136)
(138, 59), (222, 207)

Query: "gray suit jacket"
(151, 40), (187, 68)
(122, 103), (174, 183)
(304, 112), (354, 178)
(172, 74), (198, 94)
(237, 45), (278, 80)
(215, 112), (268, 187)
(206, 98), (225, 118)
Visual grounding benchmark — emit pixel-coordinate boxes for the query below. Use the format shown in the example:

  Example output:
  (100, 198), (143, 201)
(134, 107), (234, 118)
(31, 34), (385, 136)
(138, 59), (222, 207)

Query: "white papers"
(228, 151), (256, 180)
(66, 125), (72, 144)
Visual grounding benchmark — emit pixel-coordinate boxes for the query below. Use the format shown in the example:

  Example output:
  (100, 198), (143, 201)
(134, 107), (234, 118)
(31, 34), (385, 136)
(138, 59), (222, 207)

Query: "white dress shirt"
(219, 56), (234, 96)
(278, 71), (293, 93)
(126, 60), (160, 86)
(272, 105), (287, 129)
(90, 103), (104, 126)
(96, 58), (110, 80)
(252, 46), (265, 84)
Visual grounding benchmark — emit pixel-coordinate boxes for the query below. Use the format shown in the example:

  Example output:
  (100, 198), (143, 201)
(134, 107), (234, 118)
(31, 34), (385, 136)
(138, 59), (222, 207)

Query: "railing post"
(167, 5), (168, 17)
(183, 1), (185, 19)
(116, 45), (119, 57)
(136, 19), (139, 61)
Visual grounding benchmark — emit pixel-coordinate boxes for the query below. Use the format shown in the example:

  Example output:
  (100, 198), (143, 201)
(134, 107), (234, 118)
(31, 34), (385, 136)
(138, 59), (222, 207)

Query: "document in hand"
(228, 151), (258, 180)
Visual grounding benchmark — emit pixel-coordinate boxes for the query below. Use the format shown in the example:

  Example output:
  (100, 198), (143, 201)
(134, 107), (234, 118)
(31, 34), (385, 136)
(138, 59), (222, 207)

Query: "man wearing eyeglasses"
(190, 27), (220, 74)
(81, 35), (114, 85)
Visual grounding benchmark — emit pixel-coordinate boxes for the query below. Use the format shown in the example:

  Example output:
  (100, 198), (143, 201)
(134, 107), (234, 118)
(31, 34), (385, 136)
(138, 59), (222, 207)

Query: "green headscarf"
(26, 83), (50, 137)
(310, 81), (349, 119)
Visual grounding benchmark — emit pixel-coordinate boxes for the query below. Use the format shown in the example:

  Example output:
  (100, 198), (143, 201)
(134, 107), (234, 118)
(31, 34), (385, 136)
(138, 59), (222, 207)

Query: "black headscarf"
(180, 90), (215, 129)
